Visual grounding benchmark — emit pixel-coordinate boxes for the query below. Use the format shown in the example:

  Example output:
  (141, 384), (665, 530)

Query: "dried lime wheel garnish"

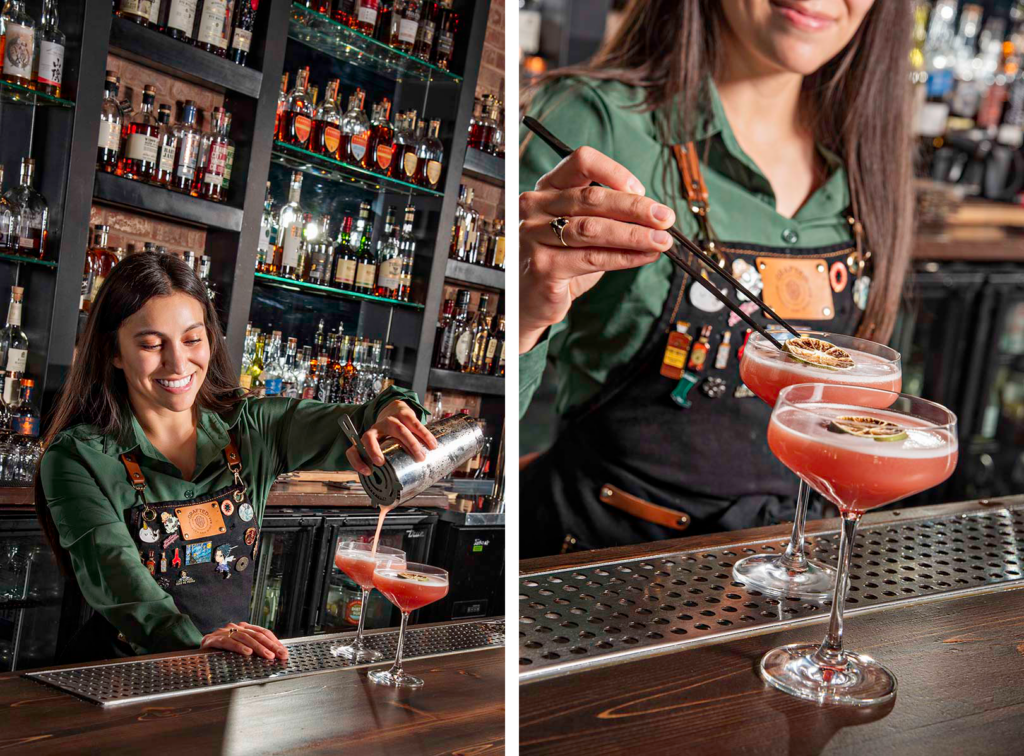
(782, 337), (855, 371)
(828, 415), (908, 442)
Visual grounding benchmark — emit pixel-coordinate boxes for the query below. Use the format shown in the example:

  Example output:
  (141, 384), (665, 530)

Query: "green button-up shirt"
(519, 78), (855, 417)
(40, 386), (425, 655)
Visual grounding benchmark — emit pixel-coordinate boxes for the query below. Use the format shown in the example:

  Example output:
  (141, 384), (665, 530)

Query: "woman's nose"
(165, 344), (190, 375)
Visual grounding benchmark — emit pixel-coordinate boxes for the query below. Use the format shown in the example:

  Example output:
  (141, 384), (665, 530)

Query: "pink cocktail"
(733, 329), (903, 599)
(332, 541), (406, 663)
(368, 560), (449, 689)
(759, 383), (957, 707)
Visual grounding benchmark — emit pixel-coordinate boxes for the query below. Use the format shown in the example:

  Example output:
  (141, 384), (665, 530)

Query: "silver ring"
(550, 216), (570, 247)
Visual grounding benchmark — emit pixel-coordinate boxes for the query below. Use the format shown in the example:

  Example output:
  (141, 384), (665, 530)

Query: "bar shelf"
(93, 173), (245, 231)
(254, 271), (425, 310)
(462, 148), (503, 185)
(445, 259), (504, 291)
(428, 368), (504, 396)
(0, 253), (58, 269)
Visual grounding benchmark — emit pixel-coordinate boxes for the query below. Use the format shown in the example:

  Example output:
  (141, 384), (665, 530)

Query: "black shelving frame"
(13, 0), (505, 419)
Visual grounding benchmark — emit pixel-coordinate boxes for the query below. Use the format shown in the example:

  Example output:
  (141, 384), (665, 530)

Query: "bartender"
(37, 252), (436, 661)
(519, 0), (914, 557)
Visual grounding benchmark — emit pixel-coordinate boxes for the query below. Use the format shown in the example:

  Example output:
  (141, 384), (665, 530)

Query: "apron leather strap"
(120, 441), (245, 493)
(599, 483), (691, 532)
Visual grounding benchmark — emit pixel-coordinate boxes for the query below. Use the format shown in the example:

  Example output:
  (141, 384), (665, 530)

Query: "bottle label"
(223, 145), (235, 188)
(264, 377), (282, 396)
(197, 0), (230, 47)
(494, 236), (505, 266)
(437, 30), (454, 59)
(18, 231), (39, 253)
(357, 3), (377, 25)
(119, 0), (150, 16)
(158, 137), (177, 173)
(454, 331), (472, 368)
(356, 262), (376, 288)
(403, 152), (418, 177)
(231, 28), (253, 53)
(258, 220), (272, 258)
(99, 120), (121, 151)
(15, 414), (38, 438)
(91, 275), (107, 300)
(336, 258), (357, 285)
(37, 40), (65, 87)
(375, 143), (393, 170)
(499, 342), (505, 365)
(128, 132), (160, 164)
(378, 257), (401, 290)
(203, 142), (228, 186)
(149, 0), (163, 24)
(294, 115), (312, 144)
(2, 23), (33, 79)
(324, 126), (341, 153)
(282, 225), (302, 267)
(167, 0), (197, 33)
(239, 373), (252, 389)
(301, 385), (316, 400)
(416, 20), (436, 46)
(351, 132), (369, 160)
(176, 134), (201, 179)
(426, 159), (442, 185)
(486, 339), (497, 359)
(398, 18), (418, 44)
(6, 348), (27, 374)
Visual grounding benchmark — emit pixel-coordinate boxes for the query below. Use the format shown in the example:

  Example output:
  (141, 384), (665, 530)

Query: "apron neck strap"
(119, 439), (246, 500)
(224, 437), (246, 493)
(672, 142), (720, 254)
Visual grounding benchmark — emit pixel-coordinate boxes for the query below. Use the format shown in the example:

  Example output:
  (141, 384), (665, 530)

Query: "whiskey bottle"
(148, 0), (163, 30)
(311, 79), (342, 159)
(160, 0), (197, 43)
(468, 294), (491, 373)
(153, 103), (177, 187)
(82, 224), (118, 311)
(388, 0), (419, 53)
(467, 95), (486, 150)
(488, 98), (505, 156)
(282, 67), (314, 149)
(170, 100), (203, 194)
(432, 298), (453, 366)
(116, 0), (153, 25)
(370, 98), (395, 174)
(431, 0), (456, 71)
(352, 0), (379, 35)
(436, 289), (469, 370)
(392, 111), (418, 183)
(277, 171), (305, 280)
(34, 0), (64, 98)
(417, 118), (443, 189)
(97, 72), (124, 174)
(198, 106), (232, 201)
(331, 215), (358, 290)
(229, 0), (256, 66)
(308, 213), (334, 285)
(0, 167), (20, 251)
(122, 84), (160, 181)
(486, 315), (504, 375)
(5, 159), (47, 259)
(193, 0), (233, 57)
(256, 182), (274, 272)
(397, 204), (416, 301)
(374, 207), (401, 299)
(450, 290), (476, 372)
(413, 0), (437, 59)
(274, 72), (289, 140)
(340, 89), (371, 169)
(352, 202), (376, 295)
(1, 1), (35, 90)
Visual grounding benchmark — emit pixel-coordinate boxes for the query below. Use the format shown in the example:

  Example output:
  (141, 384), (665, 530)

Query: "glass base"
(732, 553), (836, 599)
(368, 667), (424, 688)
(760, 642), (897, 707)
(332, 639), (382, 662)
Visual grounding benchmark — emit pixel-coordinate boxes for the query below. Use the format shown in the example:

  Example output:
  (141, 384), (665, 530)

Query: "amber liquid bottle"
(370, 98), (394, 175)
(193, 0), (234, 57)
(333, 0), (356, 25)
(352, 0), (379, 34)
(274, 72), (289, 141)
(122, 85), (160, 182)
(431, 0), (457, 71)
(282, 67), (313, 149)
(311, 79), (342, 159)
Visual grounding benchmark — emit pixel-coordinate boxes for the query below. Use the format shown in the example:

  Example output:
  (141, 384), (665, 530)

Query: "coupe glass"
(734, 329), (902, 599)
(759, 383), (957, 705)
(368, 559), (449, 688)
(332, 541), (406, 662)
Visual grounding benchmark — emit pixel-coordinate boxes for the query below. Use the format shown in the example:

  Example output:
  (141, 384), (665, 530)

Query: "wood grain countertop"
(520, 496), (1024, 756)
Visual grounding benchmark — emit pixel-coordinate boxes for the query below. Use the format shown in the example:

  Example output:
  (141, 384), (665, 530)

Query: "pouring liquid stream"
(370, 502), (400, 559)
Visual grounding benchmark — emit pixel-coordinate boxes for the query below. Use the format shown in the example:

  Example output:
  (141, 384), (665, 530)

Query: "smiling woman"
(33, 252), (437, 663)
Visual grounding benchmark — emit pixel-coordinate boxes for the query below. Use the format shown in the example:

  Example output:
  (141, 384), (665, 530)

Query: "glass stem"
(391, 611), (410, 676)
(355, 587), (370, 645)
(779, 480), (811, 570)
(814, 513), (860, 667)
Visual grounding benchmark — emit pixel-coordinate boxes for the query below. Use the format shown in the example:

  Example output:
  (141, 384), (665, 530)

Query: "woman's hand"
(519, 146), (677, 354)
(200, 621), (289, 661)
(346, 400), (438, 475)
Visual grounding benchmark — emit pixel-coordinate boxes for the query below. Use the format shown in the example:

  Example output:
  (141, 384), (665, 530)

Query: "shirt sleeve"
(248, 386), (428, 476)
(41, 441), (204, 655)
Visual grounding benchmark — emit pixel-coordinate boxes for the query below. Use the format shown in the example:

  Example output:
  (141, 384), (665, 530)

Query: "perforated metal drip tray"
(26, 619), (505, 707)
(520, 508), (1024, 681)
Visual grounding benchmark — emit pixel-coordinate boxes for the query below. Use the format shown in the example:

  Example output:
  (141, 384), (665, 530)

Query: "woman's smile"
(154, 374), (196, 393)
(769, 0), (838, 32)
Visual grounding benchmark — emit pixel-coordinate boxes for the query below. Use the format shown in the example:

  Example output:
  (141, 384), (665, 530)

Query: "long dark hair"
(523, 0), (914, 343)
(35, 252), (245, 576)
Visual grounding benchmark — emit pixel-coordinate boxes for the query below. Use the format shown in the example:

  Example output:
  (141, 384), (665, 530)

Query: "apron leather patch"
(756, 257), (835, 321)
(175, 501), (227, 541)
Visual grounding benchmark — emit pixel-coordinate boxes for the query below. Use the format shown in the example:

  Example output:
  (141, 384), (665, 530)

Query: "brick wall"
(475, 0), (505, 99)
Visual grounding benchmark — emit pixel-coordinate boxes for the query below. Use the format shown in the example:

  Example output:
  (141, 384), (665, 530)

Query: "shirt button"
(184, 489), (194, 498)
(782, 228), (799, 244)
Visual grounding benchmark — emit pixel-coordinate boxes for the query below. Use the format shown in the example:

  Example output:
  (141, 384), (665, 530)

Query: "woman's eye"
(141, 343), (162, 351)
(185, 339), (203, 346)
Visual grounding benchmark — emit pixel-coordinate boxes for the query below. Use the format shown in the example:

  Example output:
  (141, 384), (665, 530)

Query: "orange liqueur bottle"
(311, 79), (342, 159)
(370, 97), (394, 175)
(282, 67), (313, 149)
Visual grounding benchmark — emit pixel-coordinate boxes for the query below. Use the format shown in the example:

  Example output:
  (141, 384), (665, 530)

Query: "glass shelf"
(272, 140), (445, 197)
(0, 252), (57, 268)
(0, 80), (74, 108)
(254, 271), (425, 309)
(289, 3), (462, 85)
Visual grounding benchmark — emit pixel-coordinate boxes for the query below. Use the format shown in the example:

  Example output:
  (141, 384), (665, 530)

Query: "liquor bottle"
(261, 331), (283, 396)
(294, 211), (315, 280)
(278, 171), (305, 280)
(432, 298), (453, 366)
(316, 333), (336, 402)
(311, 79), (342, 159)
(256, 181), (274, 272)
(98, 72), (124, 174)
(153, 103), (177, 186)
(296, 345), (312, 398)
(160, 0), (197, 43)
(491, 218), (505, 268)
(392, 111), (417, 182)
(388, 0), (419, 53)
(221, 111), (236, 193)
(283, 67), (314, 148)
(193, 0), (234, 57)
(198, 255), (218, 303)
(122, 84), (160, 181)
(280, 337), (299, 398)
(437, 289), (469, 370)
(948, 4), (985, 120)
(467, 295), (490, 373)
(170, 100), (203, 194)
(274, 72), (289, 140)
(686, 325), (712, 372)
(1, 1), (35, 89)
(431, 0), (456, 71)
(12, 378), (38, 438)
(370, 98), (394, 174)
(0, 166), (20, 251)
(714, 330), (732, 370)
(352, 0), (379, 35)
(182, 249), (197, 272)
(451, 295), (479, 373)
(374, 0), (392, 42)
(352, 202), (376, 295)
(148, 0), (163, 30)
(82, 224), (118, 311)
(340, 336), (357, 403)
(485, 315), (504, 375)
(487, 98), (504, 156)
(397, 204), (416, 301)
(339, 89), (371, 168)
(34, 0), (64, 98)
(467, 95), (486, 150)
(412, 0), (437, 59)
(0, 288), (28, 396)
(416, 119), (443, 189)
(116, 0), (152, 25)
(473, 437), (492, 479)
(332, 215), (358, 290)
(333, 0), (356, 25)
(238, 324), (254, 388)
(448, 185), (475, 261)
(308, 213), (334, 285)
(245, 332), (265, 396)
(229, 0), (256, 66)
(374, 207), (401, 299)
(5, 159), (48, 259)
(198, 106), (232, 201)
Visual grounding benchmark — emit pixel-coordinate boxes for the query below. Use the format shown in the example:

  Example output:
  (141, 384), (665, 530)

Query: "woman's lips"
(155, 374), (195, 394)
(770, 1), (836, 32)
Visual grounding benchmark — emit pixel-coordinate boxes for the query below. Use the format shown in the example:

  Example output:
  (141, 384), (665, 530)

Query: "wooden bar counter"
(519, 497), (1024, 756)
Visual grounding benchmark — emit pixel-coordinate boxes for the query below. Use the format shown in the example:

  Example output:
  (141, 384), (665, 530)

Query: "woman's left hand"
(346, 400), (438, 475)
